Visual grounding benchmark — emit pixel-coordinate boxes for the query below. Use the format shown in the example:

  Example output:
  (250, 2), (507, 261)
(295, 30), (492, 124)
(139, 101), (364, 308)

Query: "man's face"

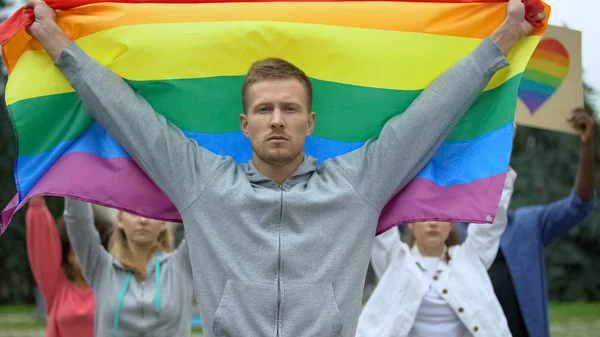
(240, 78), (315, 166)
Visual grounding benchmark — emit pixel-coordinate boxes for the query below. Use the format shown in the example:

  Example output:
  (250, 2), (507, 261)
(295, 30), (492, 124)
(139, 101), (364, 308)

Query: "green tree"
(0, 0), (65, 304)
(0, 64), (65, 304)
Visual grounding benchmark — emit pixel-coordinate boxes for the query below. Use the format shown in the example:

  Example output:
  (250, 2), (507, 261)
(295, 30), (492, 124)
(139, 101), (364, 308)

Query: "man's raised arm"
(332, 0), (545, 211)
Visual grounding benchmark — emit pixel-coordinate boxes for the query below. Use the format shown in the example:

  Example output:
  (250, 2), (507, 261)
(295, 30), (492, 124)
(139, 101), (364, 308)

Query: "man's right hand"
(24, 0), (72, 61)
(25, 0), (57, 39)
(490, 0), (546, 56)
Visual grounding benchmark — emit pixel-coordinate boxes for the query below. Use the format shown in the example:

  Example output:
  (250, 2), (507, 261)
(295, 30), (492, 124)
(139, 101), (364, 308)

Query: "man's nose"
(270, 109), (285, 129)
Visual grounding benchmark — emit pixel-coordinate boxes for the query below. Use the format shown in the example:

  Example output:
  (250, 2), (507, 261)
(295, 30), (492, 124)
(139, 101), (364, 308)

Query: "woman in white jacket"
(356, 169), (517, 337)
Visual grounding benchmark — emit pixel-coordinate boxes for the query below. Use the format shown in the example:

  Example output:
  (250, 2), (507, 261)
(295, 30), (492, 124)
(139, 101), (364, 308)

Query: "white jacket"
(356, 169), (516, 337)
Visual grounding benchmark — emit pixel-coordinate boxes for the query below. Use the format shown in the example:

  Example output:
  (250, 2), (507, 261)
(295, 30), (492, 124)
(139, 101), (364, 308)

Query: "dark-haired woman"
(26, 196), (113, 337)
(356, 170), (517, 337)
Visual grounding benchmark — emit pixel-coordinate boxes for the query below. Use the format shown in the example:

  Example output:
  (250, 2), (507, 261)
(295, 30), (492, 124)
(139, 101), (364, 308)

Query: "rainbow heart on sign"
(518, 39), (569, 114)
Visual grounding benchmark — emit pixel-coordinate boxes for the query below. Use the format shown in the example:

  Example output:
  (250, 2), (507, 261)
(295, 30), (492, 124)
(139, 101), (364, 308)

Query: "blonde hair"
(109, 211), (174, 278)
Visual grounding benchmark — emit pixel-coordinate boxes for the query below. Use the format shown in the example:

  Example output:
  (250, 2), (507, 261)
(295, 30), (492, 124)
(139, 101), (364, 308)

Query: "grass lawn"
(0, 305), (39, 314)
(0, 303), (598, 336)
(549, 302), (600, 321)
(0, 305), (204, 336)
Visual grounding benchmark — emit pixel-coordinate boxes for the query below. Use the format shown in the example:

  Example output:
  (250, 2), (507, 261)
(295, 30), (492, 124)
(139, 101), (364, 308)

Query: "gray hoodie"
(55, 37), (508, 337)
(64, 199), (195, 337)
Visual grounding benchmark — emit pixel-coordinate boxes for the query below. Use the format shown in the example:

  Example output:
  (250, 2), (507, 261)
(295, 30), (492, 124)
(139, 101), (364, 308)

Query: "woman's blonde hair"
(109, 211), (174, 278)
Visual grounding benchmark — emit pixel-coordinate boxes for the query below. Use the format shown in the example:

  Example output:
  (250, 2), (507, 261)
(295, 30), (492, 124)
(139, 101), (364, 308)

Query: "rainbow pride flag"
(0, 0), (549, 235)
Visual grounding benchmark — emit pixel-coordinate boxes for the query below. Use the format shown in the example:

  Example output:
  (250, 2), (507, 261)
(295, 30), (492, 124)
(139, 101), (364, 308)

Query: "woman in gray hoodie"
(63, 198), (195, 337)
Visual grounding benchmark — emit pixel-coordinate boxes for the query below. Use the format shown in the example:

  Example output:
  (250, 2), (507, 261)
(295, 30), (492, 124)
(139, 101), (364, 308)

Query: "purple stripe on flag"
(0, 194), (19, 234)
(377, 173), (507, 234)
(1, 151), (505, 235)
(0, 152), (181, 234)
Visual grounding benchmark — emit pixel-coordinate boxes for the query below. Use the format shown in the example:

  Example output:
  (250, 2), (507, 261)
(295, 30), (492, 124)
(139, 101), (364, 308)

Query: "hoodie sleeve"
(64, 198), (113, 288)
(331, 38), (509, 212)
(54, 43), (229, 212)
(172, 238), (193, 281)
(26, 197), (67, 310)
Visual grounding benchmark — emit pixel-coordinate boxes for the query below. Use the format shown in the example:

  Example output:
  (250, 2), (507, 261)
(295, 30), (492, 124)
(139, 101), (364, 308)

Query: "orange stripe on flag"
(4, 1), (549, 74)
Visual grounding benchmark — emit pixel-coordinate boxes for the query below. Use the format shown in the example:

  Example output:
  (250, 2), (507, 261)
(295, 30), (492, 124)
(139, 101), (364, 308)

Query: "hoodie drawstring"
(155, 260), (161, 313)
(113, 272), (132, 336)
(113, 254), (163, 336)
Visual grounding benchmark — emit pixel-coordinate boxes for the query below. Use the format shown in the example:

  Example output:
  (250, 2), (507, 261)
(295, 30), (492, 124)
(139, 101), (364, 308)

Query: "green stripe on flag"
(10, 74), (521, 157)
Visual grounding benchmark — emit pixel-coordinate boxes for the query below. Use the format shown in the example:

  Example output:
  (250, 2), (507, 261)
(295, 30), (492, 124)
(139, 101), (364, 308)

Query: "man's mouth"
(268, 135), (288, 141)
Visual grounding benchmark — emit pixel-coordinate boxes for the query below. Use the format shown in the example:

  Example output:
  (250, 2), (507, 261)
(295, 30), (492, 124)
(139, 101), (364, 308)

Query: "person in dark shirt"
(489, 107), (596, 337)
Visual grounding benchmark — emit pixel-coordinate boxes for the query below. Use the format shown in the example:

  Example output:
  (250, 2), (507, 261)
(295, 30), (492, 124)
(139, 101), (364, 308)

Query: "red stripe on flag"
(0, 0), (544, 45)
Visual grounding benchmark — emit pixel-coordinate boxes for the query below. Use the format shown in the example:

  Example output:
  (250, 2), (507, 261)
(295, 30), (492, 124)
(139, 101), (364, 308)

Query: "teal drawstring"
(113, 254), (162, 336)
(113, 272), (132, 337)
(155, 260), (161, 313)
